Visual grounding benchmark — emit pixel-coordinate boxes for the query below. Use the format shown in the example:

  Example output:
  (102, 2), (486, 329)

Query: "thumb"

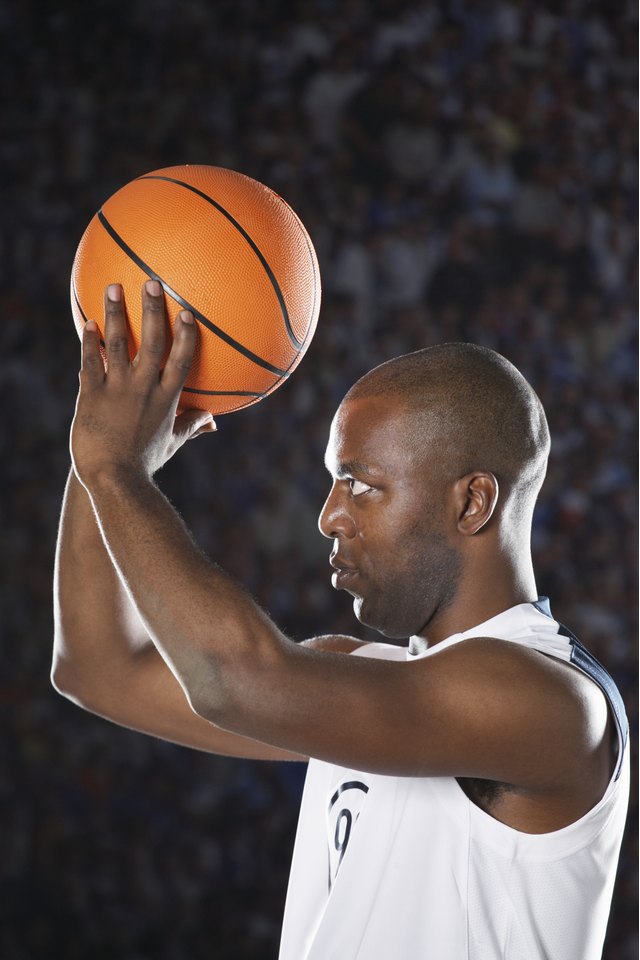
(173, 410), (217, 444)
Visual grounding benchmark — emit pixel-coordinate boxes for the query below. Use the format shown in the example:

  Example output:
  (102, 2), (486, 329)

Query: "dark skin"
(53, 280), (615, 834)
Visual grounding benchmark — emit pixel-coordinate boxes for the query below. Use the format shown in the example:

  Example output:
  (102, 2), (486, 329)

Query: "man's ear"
(452, 472), (499, 535)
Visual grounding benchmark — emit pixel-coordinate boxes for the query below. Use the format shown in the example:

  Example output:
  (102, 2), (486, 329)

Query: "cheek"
(380, 524), (461, 595)
(357, 489), (450, 580)
(377, 503), (442, 561)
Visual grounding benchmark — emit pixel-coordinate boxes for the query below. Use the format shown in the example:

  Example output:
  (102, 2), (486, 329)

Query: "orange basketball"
(70, 164), (321, 415)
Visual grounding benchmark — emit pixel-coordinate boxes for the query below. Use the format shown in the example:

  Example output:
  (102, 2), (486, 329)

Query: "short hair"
(345, 343), (550, 503)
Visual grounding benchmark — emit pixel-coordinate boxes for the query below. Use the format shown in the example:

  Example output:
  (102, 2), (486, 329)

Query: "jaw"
(349, 560), (463, 643)
(351, 590), (428, 641)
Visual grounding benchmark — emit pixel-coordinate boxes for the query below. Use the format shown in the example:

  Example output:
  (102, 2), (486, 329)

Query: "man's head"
(319, 343), (550, 640)
(345, 342), (550, 507)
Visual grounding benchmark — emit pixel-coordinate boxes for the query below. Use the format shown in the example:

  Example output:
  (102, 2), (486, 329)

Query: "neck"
(410, 546), (538, 655)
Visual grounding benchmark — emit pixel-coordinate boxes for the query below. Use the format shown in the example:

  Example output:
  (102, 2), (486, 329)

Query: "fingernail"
(85, 319), (97, 331)
(180, 310), (195, 325)
(107, 284), (122, 302)
(146, 279), (162, 296)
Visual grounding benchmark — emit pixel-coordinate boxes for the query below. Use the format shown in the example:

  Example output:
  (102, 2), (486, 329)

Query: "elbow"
(51, 617), (103, 710)
(184, 661), (232, 728)
(50, 647), (93, 710)
(183, 646), (254, 733)
(51, 619), (81, 700)
(50, 660), (107, 719)
(50, 649), (71, 696)
(185, 628), (284, 735)
(174, 588), (288, 730)
(50, 655), (80, 702)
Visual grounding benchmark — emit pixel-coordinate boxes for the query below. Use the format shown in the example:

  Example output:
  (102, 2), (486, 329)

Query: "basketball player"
(53, 281), (629, 959)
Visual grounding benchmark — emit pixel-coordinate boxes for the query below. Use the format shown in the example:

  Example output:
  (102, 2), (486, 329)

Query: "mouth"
(329, 554), (360, 590)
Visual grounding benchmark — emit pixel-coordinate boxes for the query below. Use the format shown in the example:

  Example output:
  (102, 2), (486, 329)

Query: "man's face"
(319, 395), (462, 640)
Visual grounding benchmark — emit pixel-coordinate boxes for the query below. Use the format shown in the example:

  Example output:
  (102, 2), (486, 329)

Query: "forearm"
(52, 468), (153, 691)
(82, 465), (281, 716)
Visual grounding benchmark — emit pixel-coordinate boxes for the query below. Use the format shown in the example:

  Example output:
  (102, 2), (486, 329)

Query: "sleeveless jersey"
(279, 599), (629, 960)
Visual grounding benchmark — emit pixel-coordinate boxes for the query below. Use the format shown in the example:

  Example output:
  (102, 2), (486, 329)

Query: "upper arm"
(198, 636), (605, 791)
(54, 633), (367, 762)
(53, 640), (304, 760)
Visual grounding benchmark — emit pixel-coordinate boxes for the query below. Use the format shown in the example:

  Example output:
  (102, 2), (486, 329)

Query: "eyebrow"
(326, 458), (377, 480)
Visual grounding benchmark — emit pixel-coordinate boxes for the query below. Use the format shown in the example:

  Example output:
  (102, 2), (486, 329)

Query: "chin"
(353, 597), (414, 641)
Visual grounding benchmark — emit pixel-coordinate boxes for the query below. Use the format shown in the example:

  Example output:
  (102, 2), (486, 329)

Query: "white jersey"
(279, 599), (629, 960)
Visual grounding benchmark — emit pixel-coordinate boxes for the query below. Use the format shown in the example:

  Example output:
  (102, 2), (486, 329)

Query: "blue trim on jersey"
(532, 596), (552, 618)
(560, 624), (629, 780)
(533, 596), (628, 781)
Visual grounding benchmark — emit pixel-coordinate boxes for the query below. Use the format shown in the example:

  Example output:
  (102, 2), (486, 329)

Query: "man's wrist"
(77, 460), (151, 498)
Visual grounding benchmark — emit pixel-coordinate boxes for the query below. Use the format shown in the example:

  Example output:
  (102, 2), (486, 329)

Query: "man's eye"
(349, 479), (372, 496)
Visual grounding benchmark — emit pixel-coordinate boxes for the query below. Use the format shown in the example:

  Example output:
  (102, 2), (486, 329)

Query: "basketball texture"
(70, 165), (321, 415)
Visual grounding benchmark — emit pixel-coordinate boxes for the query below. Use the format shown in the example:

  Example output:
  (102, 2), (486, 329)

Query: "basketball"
(70, 164), (321, 415)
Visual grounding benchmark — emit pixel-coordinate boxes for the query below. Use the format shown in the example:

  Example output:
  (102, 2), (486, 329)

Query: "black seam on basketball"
(182, 387), (262, 397)
(138, 174), (302, 349)
(72, 278), (88, 323)
(183, 347), (304, 400)
(199, 335), (312, 402)
(73, 279), (106, 347)
(184, 343), (307, 406)
(97, 209), (290, 378)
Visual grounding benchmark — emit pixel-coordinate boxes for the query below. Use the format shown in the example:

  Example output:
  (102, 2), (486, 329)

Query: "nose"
(318, 482), (356, 540)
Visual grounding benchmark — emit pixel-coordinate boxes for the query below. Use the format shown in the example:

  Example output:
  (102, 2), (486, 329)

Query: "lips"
(329, 554), (359, 590)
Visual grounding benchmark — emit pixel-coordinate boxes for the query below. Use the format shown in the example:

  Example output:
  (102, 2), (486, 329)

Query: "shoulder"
(428, 635), (608, 725)
(434, 637), (612, 782)
(438, 637), (618, 827)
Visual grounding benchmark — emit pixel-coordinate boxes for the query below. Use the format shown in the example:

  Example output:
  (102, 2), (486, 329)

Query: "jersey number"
(327, 780), (369, 890)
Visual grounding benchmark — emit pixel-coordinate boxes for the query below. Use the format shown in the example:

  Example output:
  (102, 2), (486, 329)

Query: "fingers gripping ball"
(70, 165), (321, 415)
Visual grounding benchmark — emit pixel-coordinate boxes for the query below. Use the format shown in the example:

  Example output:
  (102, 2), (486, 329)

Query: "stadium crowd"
(1, 0), (637, 957)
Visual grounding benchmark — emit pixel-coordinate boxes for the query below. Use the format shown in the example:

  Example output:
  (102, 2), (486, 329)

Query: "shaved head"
(344, 343), (550, 513)
(322, 343), (549, 639)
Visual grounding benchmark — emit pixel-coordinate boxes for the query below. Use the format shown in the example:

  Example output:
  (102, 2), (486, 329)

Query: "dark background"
(1, 0), (637, 957)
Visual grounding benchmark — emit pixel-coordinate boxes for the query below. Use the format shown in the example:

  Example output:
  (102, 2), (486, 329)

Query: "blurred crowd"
(1, 0), (637, 957)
